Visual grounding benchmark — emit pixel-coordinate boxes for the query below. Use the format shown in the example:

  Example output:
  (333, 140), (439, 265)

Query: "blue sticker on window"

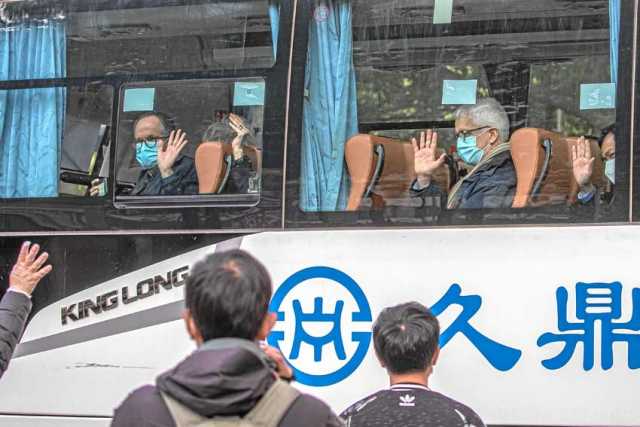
(123, 88), (155, 112)
(442, 80), (477, 105)
(233, 82), (266, 107)
(433, 0), (453, 24)
(580, 83), (616, 110)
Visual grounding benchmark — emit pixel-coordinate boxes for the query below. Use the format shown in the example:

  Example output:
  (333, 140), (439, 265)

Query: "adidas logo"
(399, 394), (415, 407)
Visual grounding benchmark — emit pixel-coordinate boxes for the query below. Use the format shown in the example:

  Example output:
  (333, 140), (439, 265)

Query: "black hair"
(185, 249), (272, 342)
(598, 123), (616, 147)
(133, 111), (175, 136)
(373, 302), (440, 375)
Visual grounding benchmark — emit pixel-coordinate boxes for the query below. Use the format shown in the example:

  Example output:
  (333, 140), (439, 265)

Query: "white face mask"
(605, 159), (615, 184)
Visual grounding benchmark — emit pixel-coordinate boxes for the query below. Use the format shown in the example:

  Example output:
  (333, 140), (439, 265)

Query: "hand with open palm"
(572, 136), (595, 189)
(158, 129), (189, 178)
(229, 114), (251, 161)
(9, 242), (52, 296)
(412, 129), (446, 187)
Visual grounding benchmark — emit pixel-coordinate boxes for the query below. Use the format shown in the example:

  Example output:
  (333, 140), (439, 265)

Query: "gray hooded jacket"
(111, 339), (344, 427)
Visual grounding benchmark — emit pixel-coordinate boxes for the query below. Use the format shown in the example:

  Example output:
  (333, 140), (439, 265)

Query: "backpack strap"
(244, 380), (300, 427)
(161, 392), (210, 427)
(160, 381), (299, 427)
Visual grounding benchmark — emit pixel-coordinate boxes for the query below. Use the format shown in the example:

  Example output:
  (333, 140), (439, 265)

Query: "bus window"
(0, 0), (279, 80)
(60, 85), (114, 197)
(114, 79), (263, 203)
(0, 84), (112, 199)
(296, 0), (625, 222)
(0, 0), (279, 205)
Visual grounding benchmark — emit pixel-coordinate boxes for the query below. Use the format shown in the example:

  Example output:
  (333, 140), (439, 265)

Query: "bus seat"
(510, 128), (605, 208)
(345, 134), (452, 211)
(195, 142), (261, 194)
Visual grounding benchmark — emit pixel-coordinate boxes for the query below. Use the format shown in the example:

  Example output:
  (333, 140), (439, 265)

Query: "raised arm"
(0, 242), (52, 378)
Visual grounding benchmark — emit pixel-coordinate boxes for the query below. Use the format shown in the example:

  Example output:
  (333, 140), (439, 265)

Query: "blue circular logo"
(268, 267), (372, 387)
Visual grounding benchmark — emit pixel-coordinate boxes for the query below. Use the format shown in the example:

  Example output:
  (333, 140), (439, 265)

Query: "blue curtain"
(269, 0), (280, 59)
(609, 0), (620, 85)
(0, 22), (66, 198)
(300, 0), (358, 212)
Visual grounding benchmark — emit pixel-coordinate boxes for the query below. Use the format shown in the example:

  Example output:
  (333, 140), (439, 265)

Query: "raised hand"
(9, 242), (52, 296)
(229, 113), (250, 137)
(229, 114), (250, 160)
(158, 129), (189, 178)
(572, 136), (595, 188)
(412, 129), (446, 187)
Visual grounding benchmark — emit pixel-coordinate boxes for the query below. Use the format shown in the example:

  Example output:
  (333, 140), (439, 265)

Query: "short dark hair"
(185, 250), (272, 342)
(373, 302), (440, 375)
(133, 111), (175, 136)
(598, 123), (616, 147)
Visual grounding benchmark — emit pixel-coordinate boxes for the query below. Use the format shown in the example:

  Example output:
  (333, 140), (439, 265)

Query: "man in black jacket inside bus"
(111, 250), (344, 427)
(91, 112), (198, 196)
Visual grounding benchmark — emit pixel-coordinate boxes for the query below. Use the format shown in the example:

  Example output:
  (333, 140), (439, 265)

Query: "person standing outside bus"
(112, 250), (343, 427)
(341, 302), (485, 427)
(0, 242), (52, 378)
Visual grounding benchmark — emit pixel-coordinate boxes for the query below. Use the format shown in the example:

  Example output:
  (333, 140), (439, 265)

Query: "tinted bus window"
(114, 79), (263, 203)
(0, 0), (278, 204)
(0, 85), (113, 199)
(293, 0), (626, 223)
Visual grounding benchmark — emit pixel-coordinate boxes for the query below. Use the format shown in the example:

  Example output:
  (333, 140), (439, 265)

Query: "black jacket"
(341, 384), (485, 427)
(111, 339), (343, 427)
(132, 156), (198, 196)
(0, 290), (32, 378)
(226, 156), (253, 194)
(412, 151), (516, 209)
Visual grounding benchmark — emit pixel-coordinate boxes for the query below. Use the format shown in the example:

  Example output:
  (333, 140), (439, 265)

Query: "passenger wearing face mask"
(411, 98), (516, 209)
(572, 124), (616, 205)
(90, 112), (198, 196)
(601, 125), (616, 203)
(201, 113), (257, 194)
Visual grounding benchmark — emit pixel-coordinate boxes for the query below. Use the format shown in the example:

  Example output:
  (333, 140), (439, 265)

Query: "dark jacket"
(0, 290), (32, 378)
(226, 156), (254, 194)
(111, 339), (344, 427)
(132, 156), (198, 196)
(412, 151), (516, 209)
(341, 384), (486, 427)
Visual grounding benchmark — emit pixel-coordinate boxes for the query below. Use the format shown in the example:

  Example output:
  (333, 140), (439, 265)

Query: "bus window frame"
(0, 0), (294, 234)
(112, 76), (269, 209)
(283, 0), (635, 230)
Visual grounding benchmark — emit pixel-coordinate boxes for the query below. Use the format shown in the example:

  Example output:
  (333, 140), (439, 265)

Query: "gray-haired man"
(411, 97), (516, 209)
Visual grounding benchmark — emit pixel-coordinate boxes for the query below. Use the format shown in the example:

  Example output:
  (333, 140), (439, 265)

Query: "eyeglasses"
(454, 126), (491, 139)
(134, 137), (165, 148)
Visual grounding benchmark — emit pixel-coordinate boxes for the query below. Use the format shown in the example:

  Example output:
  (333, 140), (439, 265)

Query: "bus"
(0, 0), (637, 425)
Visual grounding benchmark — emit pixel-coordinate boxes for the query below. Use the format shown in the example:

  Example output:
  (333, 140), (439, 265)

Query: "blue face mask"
(456, 135), (484, 165)
(135, 142), (158, 169)
(605, 159), (615, 184)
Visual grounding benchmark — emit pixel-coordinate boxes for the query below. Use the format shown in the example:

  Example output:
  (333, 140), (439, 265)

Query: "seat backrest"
(195, 142), (226, 194)
(195, 142), (262, 194)
(345, 134), (451, 210)
(510, 128), (605, 208)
